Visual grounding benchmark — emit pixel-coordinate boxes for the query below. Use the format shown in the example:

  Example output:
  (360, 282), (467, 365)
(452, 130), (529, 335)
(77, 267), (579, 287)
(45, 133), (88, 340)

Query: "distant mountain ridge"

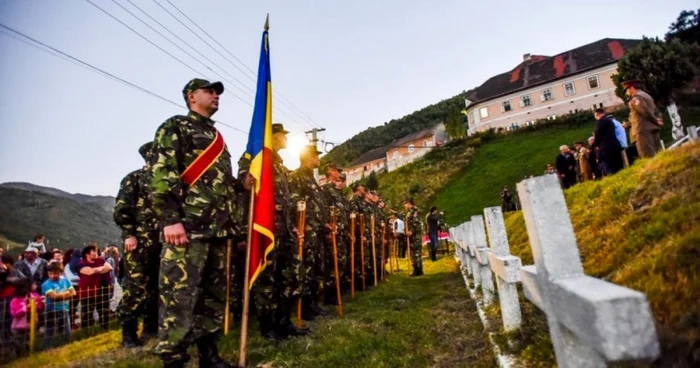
(0, 182), (120, 251)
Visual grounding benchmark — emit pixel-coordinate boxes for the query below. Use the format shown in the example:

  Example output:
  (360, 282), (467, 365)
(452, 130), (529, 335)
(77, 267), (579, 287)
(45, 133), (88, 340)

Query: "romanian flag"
(244, 18), (275, 289)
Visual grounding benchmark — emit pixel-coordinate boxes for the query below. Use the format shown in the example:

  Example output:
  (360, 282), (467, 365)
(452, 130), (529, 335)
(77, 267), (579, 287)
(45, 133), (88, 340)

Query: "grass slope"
(434, 122), (597, 225)
(11, 257), (496, 368)
(502, 142), (700, 367)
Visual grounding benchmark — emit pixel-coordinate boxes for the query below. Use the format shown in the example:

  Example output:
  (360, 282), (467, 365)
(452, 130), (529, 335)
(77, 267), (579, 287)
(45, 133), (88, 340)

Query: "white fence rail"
(450, 174), (660, 367)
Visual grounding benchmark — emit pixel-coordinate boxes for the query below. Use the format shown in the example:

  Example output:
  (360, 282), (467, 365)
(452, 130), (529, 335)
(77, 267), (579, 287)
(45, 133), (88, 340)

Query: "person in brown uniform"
(622, 80), (663, 159)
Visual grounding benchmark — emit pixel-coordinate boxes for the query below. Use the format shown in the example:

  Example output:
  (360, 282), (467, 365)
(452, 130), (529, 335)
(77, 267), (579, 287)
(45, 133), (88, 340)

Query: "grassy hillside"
(502, 142), (700, 367)
(10, 257), (496, 368)
(0, 187), (120, 252)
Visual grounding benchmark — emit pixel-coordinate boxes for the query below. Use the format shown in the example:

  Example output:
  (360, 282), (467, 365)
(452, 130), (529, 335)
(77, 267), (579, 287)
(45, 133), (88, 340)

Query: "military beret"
(621, 79), (641, 89)
(322, 163), (343, 175)
(272, 123), (289, 135)
(183, 78), (224, 96)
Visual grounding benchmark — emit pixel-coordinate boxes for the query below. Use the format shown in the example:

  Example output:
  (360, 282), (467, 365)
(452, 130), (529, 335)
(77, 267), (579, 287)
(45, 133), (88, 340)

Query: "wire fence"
(0, 283), (121, 360)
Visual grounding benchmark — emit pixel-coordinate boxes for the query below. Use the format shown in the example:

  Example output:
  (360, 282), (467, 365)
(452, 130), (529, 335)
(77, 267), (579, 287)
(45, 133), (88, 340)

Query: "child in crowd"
(42, 262), (76, 348)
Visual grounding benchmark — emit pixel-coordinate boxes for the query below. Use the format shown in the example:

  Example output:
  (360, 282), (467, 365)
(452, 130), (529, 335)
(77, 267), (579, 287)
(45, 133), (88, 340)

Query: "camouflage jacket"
(350, 195), (369, 240)
(150, 111), (240, 239)
(405, 206), (423, 237)
(113, 166), (159, 239)
(272, 151), (295, 238)
(322, 183), (350, 236)
(289, 166), (327, 232)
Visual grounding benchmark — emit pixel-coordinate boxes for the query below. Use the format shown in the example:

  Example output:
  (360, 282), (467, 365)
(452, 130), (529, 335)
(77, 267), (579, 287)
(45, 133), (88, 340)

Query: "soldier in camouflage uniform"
(404, 199), (424, 276)
(238, 123), (306, 340)
(337, 173), (352, 291)
(349, 183), (370, 290)
(150, 79), (241, 368)
(321, 163), (350, 301)
(289, 145), (329, 318)
(364, 190), (379, 284)
(114, 142), (161, 348)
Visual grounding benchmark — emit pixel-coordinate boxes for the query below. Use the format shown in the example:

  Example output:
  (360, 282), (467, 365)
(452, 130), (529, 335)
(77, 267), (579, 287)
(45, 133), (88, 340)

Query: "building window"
(520, 94), (532, 107)
(541, 88), (553, 102)
(501, 100), (512, 112)
(587, 75), (599, 89)
(564, 82), (575, 96)
(423, 140), (429, 148)
(479, 107), (488, 118)
(408, 144), (415, 153)
(599, 102), (603, 108)
(392, 151), (399, 159)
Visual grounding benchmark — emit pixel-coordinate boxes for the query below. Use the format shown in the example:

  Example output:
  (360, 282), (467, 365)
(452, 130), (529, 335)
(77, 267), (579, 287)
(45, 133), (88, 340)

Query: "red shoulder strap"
(180, 130), (225, 188)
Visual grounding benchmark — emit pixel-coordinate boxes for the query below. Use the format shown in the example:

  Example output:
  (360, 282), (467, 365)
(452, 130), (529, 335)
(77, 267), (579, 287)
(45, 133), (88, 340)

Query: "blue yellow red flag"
(244, 17), (275, 289)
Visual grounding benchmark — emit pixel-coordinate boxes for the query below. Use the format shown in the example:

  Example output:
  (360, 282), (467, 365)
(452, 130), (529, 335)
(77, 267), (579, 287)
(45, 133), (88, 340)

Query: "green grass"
(434, 122), (597, 225)
(10, 257), (496, 368)
(502, 142), (700, 367)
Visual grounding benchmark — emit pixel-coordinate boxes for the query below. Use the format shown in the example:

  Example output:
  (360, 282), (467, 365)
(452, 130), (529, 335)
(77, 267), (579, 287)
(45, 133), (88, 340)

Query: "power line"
(83, 0), (253, 108)
(0, 22), (246, 135)
(159, 0), (323, 130)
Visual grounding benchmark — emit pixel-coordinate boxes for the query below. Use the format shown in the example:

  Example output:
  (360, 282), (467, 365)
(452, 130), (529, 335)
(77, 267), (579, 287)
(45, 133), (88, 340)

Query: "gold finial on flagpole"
(264, 13), (269, 31)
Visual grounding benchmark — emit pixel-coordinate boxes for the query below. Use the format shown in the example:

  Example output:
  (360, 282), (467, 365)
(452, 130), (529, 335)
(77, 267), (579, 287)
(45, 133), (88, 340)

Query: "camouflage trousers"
(410, 235), (424, 271)
(253, 236), (301, 319)
(118, 231), (161, 329)
(322, 233), (348, 292)
(301, 229), (324, 297)
(154, 237), (230, 361)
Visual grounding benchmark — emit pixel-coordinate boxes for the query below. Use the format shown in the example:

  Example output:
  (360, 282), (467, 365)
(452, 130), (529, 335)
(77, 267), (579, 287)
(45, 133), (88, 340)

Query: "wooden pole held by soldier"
(224, 239), (233, 335)
(330, 206), (343, 316)
(239, 192), (256, 367)
(350, 213), (356, 298)
(381, 222), (386, 279)
(296, 200), (306, 328)
(359, 214), (366, 291)
(371, 215), (378, 287)
(394, 237), (400, 271)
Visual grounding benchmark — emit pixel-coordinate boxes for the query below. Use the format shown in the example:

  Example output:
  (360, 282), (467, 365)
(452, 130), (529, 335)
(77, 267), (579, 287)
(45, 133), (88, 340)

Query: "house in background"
(464, 38), (641, 135)
(386, 123), (446, 172)
(344, 147), (388, 184)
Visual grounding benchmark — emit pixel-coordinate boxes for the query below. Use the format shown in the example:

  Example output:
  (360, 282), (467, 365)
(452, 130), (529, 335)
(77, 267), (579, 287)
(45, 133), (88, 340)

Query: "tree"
(665, 9), (700, 43)
(445, 106), (465, 140)
(366, 171), (379, 191)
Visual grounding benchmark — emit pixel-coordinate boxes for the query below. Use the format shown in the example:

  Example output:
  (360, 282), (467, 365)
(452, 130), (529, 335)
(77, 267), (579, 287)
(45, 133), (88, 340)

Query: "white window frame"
(408, 144), (415, 153)
(541, 88), (553, 102)
(392, 151), (399, 159)
(479, 107), (489, 118)
(520, 94), (532, 107)
(586, 74), (600, 90)
(501, 100), (512, 112)
(564, 82), (576, 96)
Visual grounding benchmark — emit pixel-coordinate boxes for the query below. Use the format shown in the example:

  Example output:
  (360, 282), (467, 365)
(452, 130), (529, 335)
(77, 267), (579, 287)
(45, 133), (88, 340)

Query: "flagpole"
(239, 193), (255, 367)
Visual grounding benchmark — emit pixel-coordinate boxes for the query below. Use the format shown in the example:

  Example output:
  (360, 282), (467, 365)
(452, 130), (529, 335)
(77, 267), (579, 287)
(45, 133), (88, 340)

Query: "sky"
(0, 0), (695, 196)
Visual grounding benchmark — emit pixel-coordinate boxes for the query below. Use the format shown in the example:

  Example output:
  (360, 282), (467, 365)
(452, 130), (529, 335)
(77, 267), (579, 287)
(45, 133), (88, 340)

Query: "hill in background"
(0, 182), (120, 253)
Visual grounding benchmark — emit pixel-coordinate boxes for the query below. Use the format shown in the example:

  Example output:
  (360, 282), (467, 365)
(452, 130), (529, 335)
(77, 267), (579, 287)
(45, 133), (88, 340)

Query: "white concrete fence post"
(517, 175), (660, 367)
(471, 215), (495, 305)
(484, 206), (522, 332)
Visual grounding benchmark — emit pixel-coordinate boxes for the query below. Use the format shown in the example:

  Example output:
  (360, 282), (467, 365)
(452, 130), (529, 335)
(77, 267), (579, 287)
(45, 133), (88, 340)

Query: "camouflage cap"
(272, 123), (289, 135)
(322, 162), (343, 175)
(138, 141), (153, 160)
(300, 144), (322, 158)
(182, 78), (224, 97)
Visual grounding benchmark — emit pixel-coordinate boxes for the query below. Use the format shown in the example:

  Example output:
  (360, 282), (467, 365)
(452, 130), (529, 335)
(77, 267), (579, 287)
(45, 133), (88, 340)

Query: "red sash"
(181, 130), (225, 188)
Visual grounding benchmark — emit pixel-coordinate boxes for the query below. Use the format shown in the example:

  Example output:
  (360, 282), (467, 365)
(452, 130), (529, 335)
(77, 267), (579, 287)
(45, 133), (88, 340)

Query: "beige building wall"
(345, 158), (386, 184)
(467, 64), (624, 134)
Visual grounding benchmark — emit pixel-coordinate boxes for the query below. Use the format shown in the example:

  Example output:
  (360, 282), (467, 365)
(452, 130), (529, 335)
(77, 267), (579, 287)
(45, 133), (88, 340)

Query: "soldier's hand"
(243, 174), (255, 191)
(124, 236), (137, 253)
(164, 223), (189, 247)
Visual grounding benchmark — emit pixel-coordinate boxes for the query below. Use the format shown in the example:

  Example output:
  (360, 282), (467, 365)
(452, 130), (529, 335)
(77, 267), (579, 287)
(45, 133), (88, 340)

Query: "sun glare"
(285, 133), (309, 157)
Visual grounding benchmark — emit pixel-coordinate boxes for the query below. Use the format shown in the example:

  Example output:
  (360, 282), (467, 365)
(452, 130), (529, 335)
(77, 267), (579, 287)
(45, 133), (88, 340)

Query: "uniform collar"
(187, 110), (215, 126)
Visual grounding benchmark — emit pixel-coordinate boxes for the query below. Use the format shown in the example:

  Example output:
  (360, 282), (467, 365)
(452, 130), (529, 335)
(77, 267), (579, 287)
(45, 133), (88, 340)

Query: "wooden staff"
(350, 213), (356, 298)
(296, 200), (306, 328)
(371, 215), (377, 286)
(394, 236), (400, 271)
(359, 214), (366, 291)
(329, 206), (343, 316)
(406, 220), (412, 274)
(224, 239), (232, 335)
(381, 222), (386, 279)
(388, 226), (394, 274)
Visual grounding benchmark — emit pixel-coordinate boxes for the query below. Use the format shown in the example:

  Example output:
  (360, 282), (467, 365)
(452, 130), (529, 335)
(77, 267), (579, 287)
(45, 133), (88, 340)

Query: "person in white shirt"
(391, 215), (407, 259)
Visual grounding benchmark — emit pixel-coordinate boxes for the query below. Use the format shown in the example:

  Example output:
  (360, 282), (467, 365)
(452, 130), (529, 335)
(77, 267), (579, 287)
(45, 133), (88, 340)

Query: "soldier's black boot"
(196, 334), (239, 368)
(275, 305), (310, 337)
(162, 357), (188, 368)
(258, 315), (286, 341)
(121, 319), (142, 348)
(301, 296), (318, 320)
(310, 300), (329, 316)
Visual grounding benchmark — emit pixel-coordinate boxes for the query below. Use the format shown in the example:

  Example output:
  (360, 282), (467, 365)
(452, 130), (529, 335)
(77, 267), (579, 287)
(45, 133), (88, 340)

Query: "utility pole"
(304, 128), (326, 148)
